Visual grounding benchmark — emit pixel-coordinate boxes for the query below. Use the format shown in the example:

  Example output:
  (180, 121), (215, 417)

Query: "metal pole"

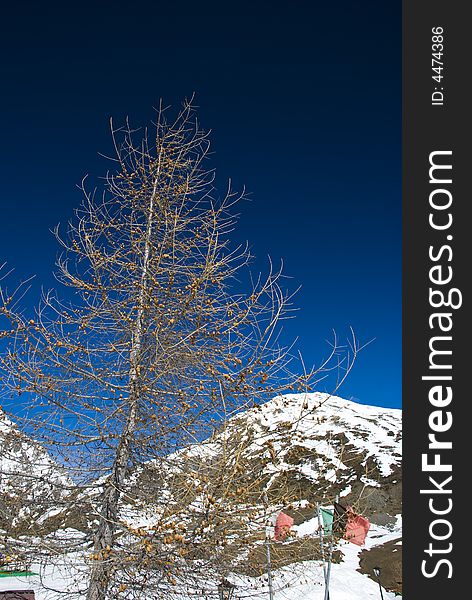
(316, 503), (328, 584)
(317, 503), (331, 600)
(324, 494), (338, 600)
(263, 492), (275, 600)
(373, 567), (384, 600)
(324, 537), (332, 600)
(265, 534), (275, 600)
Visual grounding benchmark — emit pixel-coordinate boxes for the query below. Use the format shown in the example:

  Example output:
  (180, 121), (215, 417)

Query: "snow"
(1, 393), (402, 599)
(292, 516), (320, 537)
(0, 557), (86, 598)
(1, 520), (402, 599)
(239, 392), (402, 481)
(226, 516), (402, 600)
(0, 410), (71, 505)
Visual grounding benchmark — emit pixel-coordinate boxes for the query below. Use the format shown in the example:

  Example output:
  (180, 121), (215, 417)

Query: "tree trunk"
(86, 174), (159, 600)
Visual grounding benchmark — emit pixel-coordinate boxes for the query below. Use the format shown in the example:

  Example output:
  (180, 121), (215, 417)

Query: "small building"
(0, 592), (36, 599)
(0, 571), (37, 599)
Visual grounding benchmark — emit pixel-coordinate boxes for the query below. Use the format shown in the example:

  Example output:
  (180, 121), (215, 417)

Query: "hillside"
(0, 393), (402, 598)
(223, 392), (402, 521)
(0, 409), (70, 535)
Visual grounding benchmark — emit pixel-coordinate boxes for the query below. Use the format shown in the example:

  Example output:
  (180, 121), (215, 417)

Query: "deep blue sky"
(0, 1), (401, 408)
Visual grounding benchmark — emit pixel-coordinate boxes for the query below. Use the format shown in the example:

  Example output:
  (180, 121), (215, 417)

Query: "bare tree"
(0, 101), (357, 599)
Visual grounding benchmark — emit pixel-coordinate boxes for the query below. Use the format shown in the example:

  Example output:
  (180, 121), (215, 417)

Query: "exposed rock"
(358, 537), (403, 594)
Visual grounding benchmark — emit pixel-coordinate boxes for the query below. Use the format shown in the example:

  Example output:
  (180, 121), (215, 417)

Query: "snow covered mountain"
(222, 392), (403, 595)
(228, 392), (402, 525)
(0, 409), (70, 535)
(118, 392), (403, 597)
(0, 393), (402, 599)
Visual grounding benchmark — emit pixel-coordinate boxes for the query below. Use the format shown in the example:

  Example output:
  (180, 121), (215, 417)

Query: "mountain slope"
(0, 409), (70, 535)
(208, 392), (403, 594)
(228, 392), (402, 523)
(1, 393), (402, 598)
(115, 392), (403, 596)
